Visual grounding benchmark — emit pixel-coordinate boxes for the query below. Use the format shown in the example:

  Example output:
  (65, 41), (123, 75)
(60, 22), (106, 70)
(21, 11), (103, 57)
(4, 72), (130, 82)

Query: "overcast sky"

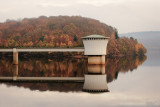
(0, 0), (160, 33)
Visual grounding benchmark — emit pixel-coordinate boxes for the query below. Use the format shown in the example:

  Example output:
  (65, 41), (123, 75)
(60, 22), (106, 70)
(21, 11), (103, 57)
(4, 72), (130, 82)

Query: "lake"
(0, 51), (160, 107)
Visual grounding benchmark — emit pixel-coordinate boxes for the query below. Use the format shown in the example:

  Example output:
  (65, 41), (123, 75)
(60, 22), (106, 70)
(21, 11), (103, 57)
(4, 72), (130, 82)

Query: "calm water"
(0, 52), (160, 107)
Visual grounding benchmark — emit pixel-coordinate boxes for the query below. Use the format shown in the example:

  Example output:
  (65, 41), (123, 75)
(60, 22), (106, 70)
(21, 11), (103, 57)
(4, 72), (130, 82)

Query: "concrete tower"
(82, 35), (109, 64)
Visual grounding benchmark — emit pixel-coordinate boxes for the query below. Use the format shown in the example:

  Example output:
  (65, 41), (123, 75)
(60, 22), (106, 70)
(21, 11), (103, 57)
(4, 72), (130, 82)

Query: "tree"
(68, 41), (73, 47)
(130, 37), (134, 40)
(114, 28), (119, 39)
(73, 35), (77, 42)
(39, 36), (44, 41)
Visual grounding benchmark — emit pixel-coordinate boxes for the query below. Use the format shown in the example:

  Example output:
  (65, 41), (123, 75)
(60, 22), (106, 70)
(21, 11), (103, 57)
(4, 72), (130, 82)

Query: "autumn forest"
(0, 16), (146, 56)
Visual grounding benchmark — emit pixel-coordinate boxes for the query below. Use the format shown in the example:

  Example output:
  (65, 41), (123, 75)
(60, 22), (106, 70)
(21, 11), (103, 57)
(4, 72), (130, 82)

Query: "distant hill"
(120, 31), (160, 52)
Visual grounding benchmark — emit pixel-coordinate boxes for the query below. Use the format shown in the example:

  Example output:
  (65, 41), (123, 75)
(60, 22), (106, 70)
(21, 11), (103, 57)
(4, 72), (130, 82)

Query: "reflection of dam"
(0, 51), (147, 92)
(0, 62), (109, 93)
(0, 75), (109, 92)
(0, 63), (106, 83)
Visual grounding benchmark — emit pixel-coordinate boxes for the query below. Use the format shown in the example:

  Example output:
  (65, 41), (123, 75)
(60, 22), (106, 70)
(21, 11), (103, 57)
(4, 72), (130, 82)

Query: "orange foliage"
(0, 16), (113, 48)
(0, 16), (146, 56)
(107, 36), (146, 56)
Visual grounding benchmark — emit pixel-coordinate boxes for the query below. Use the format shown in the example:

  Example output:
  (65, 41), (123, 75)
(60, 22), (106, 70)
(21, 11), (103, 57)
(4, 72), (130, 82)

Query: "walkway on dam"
(0, 48), (84, 52)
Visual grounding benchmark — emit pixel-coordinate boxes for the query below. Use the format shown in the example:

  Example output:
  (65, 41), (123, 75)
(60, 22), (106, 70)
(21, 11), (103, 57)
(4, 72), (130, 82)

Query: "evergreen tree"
(73, 35), (77, 42)
(114, 29), (119, 39)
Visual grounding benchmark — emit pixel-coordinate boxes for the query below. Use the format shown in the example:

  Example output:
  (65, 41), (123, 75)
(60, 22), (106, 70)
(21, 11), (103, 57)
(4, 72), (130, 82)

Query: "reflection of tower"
(83, 64), (109, 92)
(83, 74), (108, 92)
(88, 65), (105, 74)
(82, 35), (109, 65)
(12, 65), (18, 81)
(13, 48), (18, 65)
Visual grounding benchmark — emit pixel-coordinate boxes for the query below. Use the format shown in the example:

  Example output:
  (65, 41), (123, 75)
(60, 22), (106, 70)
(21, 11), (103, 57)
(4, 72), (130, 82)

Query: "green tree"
(114, 29), (119, 39)
(73, 35), (77, 42)
(39, 36), (44, 41)
(130, 37), (134, 40)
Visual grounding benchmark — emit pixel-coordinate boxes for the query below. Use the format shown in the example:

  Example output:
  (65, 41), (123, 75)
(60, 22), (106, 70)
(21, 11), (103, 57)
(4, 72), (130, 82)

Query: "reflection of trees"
(4, 82), (83, 92)
(0, 56), (13, 76)
(0, 55), (147, 92)
(106, 55), (147, 83)
(0, 56), (87, 77)
(18, 58), (87, 77)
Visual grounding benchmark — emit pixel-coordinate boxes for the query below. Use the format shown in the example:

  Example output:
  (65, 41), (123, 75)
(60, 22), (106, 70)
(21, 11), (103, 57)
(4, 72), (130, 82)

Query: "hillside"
(0, 16), (146, 56)
(0, 16), (113, 48)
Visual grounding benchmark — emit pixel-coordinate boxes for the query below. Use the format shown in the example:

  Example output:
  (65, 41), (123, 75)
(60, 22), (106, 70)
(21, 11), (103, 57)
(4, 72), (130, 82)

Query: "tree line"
(0, 16), (146, 56)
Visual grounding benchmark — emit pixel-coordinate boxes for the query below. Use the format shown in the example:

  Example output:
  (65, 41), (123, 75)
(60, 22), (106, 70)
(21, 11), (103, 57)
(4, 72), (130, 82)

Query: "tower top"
(82, 35), (109, 39)
(82, 34), (109, 55)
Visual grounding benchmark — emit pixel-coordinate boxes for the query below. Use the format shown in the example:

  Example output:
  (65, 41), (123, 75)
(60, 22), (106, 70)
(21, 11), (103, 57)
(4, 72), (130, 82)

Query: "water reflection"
(106, 56), (147, 82)
(12, 65), (18, 81)
(0, 53), (147, 92)
(83, 63), (108, 92)
(0, 56), (87, 77)
(83, 74), (108, 92)
(87, 65), (105, 74)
